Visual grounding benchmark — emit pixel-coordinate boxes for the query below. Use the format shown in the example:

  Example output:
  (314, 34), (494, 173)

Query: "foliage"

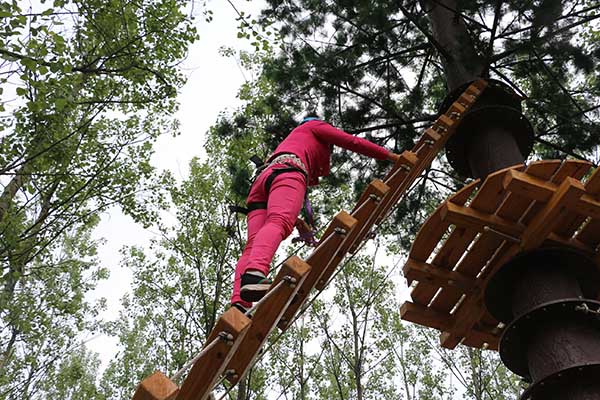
(0, 0), (197, 397)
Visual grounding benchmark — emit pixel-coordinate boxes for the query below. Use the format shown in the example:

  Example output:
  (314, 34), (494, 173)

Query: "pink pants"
(231, 164), (307, 307)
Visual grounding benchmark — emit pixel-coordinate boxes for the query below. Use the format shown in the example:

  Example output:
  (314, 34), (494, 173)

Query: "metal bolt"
(334, 227), (347, 235)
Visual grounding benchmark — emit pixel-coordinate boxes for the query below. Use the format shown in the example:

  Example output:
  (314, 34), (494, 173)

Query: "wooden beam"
(400, 301), (453, 332)
(226, 256), (311, 385)
(278, 211), (357, 331)
(133, 371), (179, 400)
(403, 258), (476, 293)
(504, 168), (600, 220)
(520, 177), (586, 250)
(440, 201), (524, 238)
(177, 308), (251, 400)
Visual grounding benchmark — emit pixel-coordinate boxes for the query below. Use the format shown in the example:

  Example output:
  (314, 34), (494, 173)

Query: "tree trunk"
(419, 0), (486, 90)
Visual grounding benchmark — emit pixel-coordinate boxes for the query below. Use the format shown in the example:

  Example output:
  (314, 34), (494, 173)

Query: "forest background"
(0, 0), (599, 399)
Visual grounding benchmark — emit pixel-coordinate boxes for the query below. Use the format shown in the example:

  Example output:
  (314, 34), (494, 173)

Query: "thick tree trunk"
(420, 0), (486, 91)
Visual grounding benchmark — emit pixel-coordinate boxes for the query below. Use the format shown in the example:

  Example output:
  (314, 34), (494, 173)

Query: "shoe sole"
(240, 283), (271, 302)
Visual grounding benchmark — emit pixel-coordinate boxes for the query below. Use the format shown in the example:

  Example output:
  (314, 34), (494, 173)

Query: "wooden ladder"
(131, 79), (488, 400)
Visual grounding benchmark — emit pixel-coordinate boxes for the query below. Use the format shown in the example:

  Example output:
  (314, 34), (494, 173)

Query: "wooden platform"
(401, 159), (600, 350)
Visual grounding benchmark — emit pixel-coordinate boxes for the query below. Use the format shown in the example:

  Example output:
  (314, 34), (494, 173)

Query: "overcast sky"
(86, 0), (266, 369)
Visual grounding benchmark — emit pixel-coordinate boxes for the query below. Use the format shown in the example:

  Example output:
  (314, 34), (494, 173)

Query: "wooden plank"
(278, 211), (357, 331)
(409, 181), (479, 262)
(400, 301), (498, 349)
(446, 101), (466, 120)
(504, 168), (600, 222)
(520, 159), (591, 226)
(400, 301), (454, 332)
(440, 202), (524, 238)
(520, 177), (586, 250)
(403, 258), (475, 293)
(226, 256), (310, 385)
(178, 308), (251, 400)
(440, 242), (520, 349)
(133, 371), (179, 400)
(557, 166), (600, 237)
(575, 166), (600, 246)
(315, 182), (389, 290)
(408, 182), (479, 304)
(496, 160), (562, 221)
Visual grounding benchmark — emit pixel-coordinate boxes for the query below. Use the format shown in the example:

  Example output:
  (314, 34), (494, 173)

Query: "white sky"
(86, 0), (266, 370)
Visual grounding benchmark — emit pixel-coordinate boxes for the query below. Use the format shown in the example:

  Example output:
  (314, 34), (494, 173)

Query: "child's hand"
(293, 219), (318, 246)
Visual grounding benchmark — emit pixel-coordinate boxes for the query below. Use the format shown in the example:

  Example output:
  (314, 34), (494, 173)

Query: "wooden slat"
(401, 302), (498, 349)
(520, 177), (586, 250)
(178, 308), (251, 400)
(403, 258), (476, 293)
(504, 169), (600, 222)
(441, 202), (524, 238)
(315, 181), (388, 290)
(558, 167), (600, 237)
(440, 242), (520, 349)
(520, 159), (591, 225)
(383, 150), (418, 182)
(496, 160), (562, 221)
(408, 181), (479, 305)
(278, 211), (357, 331)
(133, 371), (179, 400)
(226, 256), (310, 385)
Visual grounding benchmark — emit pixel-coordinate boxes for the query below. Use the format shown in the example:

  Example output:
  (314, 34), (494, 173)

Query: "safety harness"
(230, 153), (318, 245)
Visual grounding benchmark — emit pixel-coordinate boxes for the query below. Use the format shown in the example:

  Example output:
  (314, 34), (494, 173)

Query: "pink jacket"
(272, 120), (390, 186)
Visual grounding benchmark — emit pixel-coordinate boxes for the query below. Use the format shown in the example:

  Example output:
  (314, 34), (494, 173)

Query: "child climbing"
(231, 114), (400, 312)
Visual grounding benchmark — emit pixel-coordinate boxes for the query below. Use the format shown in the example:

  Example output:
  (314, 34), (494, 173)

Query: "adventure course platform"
(401, 158), (600, 350)
(132, 80), (492, 400)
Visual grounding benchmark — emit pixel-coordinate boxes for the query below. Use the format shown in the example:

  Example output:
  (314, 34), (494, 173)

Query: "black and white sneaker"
(240, 270), (273, 302)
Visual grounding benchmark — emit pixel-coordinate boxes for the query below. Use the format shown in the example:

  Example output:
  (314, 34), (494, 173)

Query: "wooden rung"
(278, 211), (357, 331)
(384, 150), (418, 181)
(433, 114), (456, 135)
(471, 78), (488, 91)
(177, 308), (251, 400)
(226, 256), (311, 385)
(133, 371), (179, 400)
(403, 258), (475, 293)
(446, 102), (466, 120)
(440, 201), (524, 239)
(521, 177), (586, 251)
(458, 92), (477, 107)
(465, 84), (482, 96)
